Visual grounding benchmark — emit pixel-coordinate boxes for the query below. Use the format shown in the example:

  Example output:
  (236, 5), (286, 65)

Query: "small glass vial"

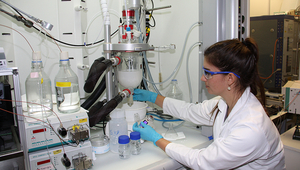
(130, 131), (141, 155)
(118, 135), (131, 159)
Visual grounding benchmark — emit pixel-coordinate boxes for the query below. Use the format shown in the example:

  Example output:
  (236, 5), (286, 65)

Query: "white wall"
(1, 0), (300, 104)
(250, 0), (300, 16)
(0, 0), (200, 103)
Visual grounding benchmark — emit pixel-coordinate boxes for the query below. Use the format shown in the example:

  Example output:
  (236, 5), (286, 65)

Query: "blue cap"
(130, 131), (140, 140)
(126, 27), (131, 31)
(118, 135), (130, 144)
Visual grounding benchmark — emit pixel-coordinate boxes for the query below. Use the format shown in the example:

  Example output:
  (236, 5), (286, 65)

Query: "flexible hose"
(89, 94), (123, 127)
(81, 75), (106, 110)
(100, 0), (110, 25)
(87, 99), (107, 118)
(135, 7), (161, 95)
(186, 42), (202, 102)
(123, 0), (130, 28)
(84, 57), (112, 93)
(143, 22), (200, 85)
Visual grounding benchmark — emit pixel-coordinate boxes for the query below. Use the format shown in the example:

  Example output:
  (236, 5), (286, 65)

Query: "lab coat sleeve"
(165, 123), (268, 170)
(162, 97), (220, 125)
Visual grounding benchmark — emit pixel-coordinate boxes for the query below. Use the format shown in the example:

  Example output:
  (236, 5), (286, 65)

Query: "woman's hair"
(204, 38), (267, 117)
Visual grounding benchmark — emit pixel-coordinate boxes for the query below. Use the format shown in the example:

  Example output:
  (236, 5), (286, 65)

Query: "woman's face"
(201, 58), (228, 96)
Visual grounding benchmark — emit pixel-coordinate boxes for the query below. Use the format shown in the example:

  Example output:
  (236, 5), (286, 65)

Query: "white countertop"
(281, 126), (300, 152)
(90, 121), (212, 170)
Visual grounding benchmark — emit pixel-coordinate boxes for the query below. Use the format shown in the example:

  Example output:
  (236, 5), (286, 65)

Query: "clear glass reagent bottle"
(130, 131), (141, 155)
(54, 51), (80, 113)
(25, 51), (53, 118)
(118, 135), (131, 159)
(165, 79), (183, 100)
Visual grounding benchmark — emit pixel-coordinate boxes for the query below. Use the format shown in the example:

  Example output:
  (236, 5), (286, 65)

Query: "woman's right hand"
(132, 122), (163, 146)
(133, 89), (158, 103)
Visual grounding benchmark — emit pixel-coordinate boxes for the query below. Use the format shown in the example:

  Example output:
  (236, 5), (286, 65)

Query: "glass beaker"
(90, 134), (110, 155)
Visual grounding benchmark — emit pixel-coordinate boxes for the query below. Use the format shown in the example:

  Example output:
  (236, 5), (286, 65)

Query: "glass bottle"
(130, 131), (141, 155)
(118, 135), (131, 159)
(25, 51), (53, 118)
(54, 51), (80, 113)
(109, 109), (128, 153)
(165, 79), (182, 140)
(165, 79), (183, 100)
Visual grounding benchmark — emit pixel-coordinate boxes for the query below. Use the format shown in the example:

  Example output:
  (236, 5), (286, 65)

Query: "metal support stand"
(0, 67), (28, 170)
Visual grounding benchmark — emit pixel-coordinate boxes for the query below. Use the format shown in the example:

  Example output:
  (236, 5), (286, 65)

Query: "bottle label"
(92, 144), (110, 154)
(56, 82), (71, 87)
(30, 72), (39, 78)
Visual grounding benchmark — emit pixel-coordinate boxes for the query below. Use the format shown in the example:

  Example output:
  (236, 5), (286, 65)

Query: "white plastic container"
(109, 109), (128, 153)
(118, 101), (148, 132)
(105, 102), (148, 136)
(118, 101), (148, 122)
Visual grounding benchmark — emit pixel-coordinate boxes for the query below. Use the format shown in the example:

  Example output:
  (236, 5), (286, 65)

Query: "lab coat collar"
(217, 87), (250, 122)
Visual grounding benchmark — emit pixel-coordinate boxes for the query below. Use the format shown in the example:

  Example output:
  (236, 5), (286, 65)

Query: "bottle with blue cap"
(118, 135), (131, 159)
(126, 27), (131, 43)
(54, 51), (80, 113)
(130, 131), (141, 155)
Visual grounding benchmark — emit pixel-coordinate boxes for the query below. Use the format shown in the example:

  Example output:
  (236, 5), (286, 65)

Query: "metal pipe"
(146, 5), (171, 11)
(104, 24), (114, 101)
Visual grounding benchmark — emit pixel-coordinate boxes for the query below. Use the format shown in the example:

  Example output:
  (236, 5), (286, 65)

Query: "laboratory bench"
(90, 120), (213, 170)
(281, 126), (300, 170)
(270, 111), (298, 134)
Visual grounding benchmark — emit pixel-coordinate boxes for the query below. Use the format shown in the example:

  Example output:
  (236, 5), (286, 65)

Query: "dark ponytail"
(241, 38), (266, 107)
(205, 38), (266, 115)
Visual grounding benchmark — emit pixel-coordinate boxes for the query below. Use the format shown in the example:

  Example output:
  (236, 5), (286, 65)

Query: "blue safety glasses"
(202, 67), (240, 79)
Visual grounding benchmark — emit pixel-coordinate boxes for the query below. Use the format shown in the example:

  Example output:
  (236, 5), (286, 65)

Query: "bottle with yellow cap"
(54, 51), (80, 113)
(25, 51), (53, 118)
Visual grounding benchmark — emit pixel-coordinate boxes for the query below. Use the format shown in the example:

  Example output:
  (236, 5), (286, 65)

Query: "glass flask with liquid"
(117, 52), (142, 106)
(25, 51), (53, 118)
(117, 52), (142, 89)
(54, 51), (80, 113)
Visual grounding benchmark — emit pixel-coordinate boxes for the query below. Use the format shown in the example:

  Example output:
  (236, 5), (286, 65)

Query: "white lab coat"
(163, 87), (285, 170)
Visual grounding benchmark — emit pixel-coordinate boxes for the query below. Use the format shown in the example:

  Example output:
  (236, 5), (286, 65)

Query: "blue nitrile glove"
(132, 122), (163, 146)
(133, 89), (158, 103)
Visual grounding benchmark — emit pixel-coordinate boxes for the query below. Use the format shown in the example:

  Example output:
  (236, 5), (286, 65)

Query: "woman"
(132, 38), (285, 169)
